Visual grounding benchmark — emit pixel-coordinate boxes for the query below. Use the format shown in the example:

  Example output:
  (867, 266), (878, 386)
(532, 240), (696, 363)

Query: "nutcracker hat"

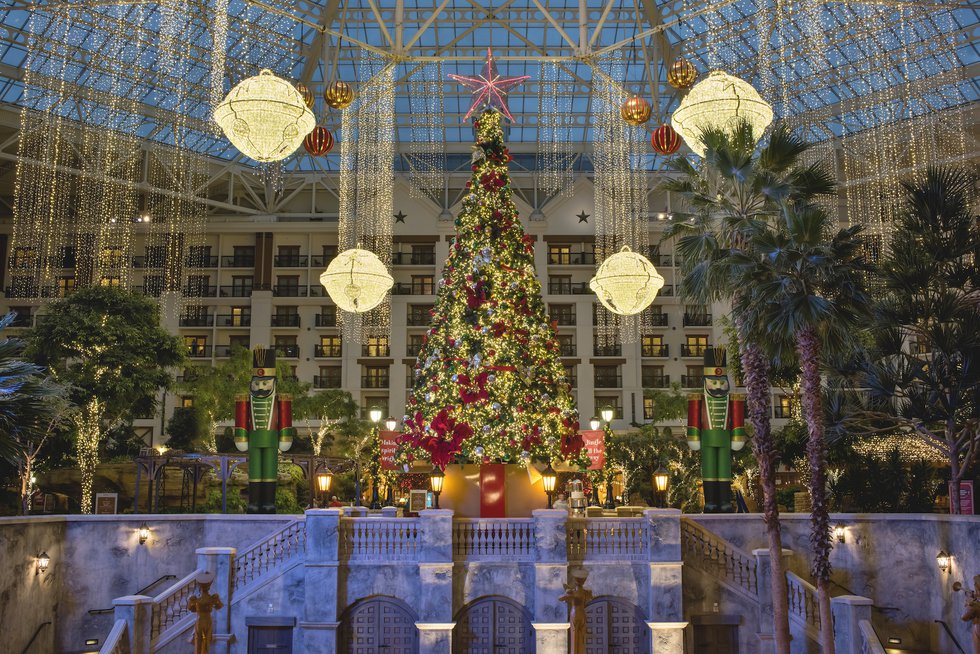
(252, 346), (277, 378)
(195, 570), (215, 586)
(703, 346), (728, 377)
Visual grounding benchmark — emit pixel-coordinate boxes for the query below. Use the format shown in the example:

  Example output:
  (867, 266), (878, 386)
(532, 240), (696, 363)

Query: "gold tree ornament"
(295, 82), (314, 108)
(319, 248), (394, 313)
(667, 58), (698, 90)
(671, 70), (774, 157)
(589, 246), (665, 316)
(213, 69), (316, 162)
(324, 80), (355, 109)
(620, 95), (652, 126)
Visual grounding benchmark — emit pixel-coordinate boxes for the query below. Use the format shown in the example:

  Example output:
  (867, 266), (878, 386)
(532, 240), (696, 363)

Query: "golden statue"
(560, 568), (593, 654)
(954, 575), (980, 654)
(188, 571), (224, 654)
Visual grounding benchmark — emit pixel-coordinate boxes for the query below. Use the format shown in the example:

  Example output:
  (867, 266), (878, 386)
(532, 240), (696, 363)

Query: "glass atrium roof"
(0, 0), (976, 172)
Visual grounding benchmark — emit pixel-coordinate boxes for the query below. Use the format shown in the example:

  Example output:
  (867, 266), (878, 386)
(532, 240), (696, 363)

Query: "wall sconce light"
(887, 637), (902, 645)
(937, 550), (951, 573)
(138, 522), (150, 545)
(36, 551), (50, 575)
(85, 639), (99, 647)
(833, 524), (846, 543)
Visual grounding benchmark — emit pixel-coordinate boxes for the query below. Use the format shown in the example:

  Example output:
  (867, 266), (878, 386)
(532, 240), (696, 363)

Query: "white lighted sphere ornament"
(589, 246), (665, 316)
(213, 69), (316, 162)
(319, 248), (393, 313)
(671, 70), (773, 158)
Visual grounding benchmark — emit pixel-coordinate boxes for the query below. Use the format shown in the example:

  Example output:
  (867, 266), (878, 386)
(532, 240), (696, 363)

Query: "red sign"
(950, 480), (974, 515)
(581, 430), (605, 470)
(379, 431), (400, 471)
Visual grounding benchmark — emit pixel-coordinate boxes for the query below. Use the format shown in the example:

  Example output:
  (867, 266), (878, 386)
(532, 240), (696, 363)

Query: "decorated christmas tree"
(400, 109), (585, 469)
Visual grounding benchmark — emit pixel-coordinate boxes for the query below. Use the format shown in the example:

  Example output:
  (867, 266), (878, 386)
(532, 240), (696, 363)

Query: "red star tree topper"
(398, 109), (587, 471)
(449, 48), (530, 122)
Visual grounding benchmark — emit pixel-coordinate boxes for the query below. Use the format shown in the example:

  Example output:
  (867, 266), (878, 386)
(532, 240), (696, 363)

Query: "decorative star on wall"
(449, 47), (530, 123)
(577, 211), (590, 224)
(394, 210), (407, 223)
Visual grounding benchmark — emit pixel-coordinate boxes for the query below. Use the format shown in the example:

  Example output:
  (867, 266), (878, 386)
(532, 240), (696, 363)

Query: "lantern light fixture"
(138, 522), (150, 545)
(833, 524), (846, 544)
(213, 69), (316, 163)
(369, 407), (383, 424)
(652, 466), (669, 493)
(429, 467), (445, 508)
(671, 70), (773, 158)
(937, 550), (951, 573)
(316, 471), (333, 494)
(36, 551), (50, 575)
(385, 416), (398, 432)
(589, 416), (601, 431)
(542, 464), (558, 508)
(319, 248), (394, 314)
(590, 246), (665, 316)
(600, 406), (615, 424)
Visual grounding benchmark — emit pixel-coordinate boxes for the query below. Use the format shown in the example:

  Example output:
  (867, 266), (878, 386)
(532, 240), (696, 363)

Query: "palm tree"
(664, 121), (834, 654)
(737, 203), (869, 653)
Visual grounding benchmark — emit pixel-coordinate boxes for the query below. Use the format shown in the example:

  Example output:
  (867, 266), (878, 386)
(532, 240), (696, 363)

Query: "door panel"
(453, 597), (535, 654)
(340, 597), (418, 654)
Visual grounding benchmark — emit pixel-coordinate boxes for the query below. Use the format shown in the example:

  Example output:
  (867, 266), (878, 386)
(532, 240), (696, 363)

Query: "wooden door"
(585, 597), (650, 654)
(453, 596), (535, 654)
(339, 597), (419, 654)
(693, 624), (739, 654)
(247, 627), (292, 653)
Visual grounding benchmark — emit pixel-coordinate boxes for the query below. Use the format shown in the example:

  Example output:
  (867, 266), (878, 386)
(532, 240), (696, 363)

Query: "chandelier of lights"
(671, 70), (773, 157)
(590, 246), (665, 316)
(213, 69), (316, 162)
(319, 248), (394, 313)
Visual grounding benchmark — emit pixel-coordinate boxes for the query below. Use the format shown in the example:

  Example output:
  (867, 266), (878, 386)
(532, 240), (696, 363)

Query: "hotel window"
(144, 245), (167, 268)
(548, 244), (571, 265)
(99, 276), (122, 287)
(231, 275), (253, 296)
(59, 246), (76, 268)
(232, 245), (255, 266)
(411, 275), (435, 295)
(317, 366), (342, 388)
(12, 248), (35, 269)
(407, 334), (426, 356)
(319, 335), (342, 357)
(188, 245), (212, 267)
(228, 335), (250, 351)
(230, 306), (249, 327)
(683, 366), (703, 388)
(643, 397), (655, 420)
(363, 335), (390, 357)
(187, 275), (211, 296)
(362, 366), (390, 389)
(185, 335), (208, 357)
(557, 334), (575, 356)
(411, 244), (435, 265)
(641, 335), (666, 357)
(143, 275), (164, 297)
(548, 304), (576, 326)
(57, 276), (76, 297)
(181, 396), (194, 408)
(594, 396), (622, 419)
(774, 396), (795, 419)
(563, 364), (577, 388)
(361, 398), (389, 419)
(683, 335), (709, 357)
(642, 365), (667, 388)
(101, 246), (125, 268)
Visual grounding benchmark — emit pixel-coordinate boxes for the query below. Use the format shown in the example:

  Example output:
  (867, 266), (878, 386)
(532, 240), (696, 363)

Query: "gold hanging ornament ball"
(589, 246), (665, 316)
(324, 80), (355, 109)
(319, 248), (393, 313)
(213, 69), (316, 162)
(667, 58), (698, 90)
(671, 70), (773, 158)
(620, 95), (652, 126)
(295, 82), (314, 108)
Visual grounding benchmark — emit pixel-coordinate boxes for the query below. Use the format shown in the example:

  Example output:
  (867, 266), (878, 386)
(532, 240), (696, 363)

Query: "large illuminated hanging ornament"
(214, 69), (316, 162)
(449, 47), (530, 122)
(620, 95), (652, 126)
(319, 248), (393, 313)
(324, 80), (355, 109)
(590, 246), (665, 316)
(671, 70), (773, 158)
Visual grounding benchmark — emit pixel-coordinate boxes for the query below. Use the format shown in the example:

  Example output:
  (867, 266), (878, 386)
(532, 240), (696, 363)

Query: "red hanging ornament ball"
(303, 127), (334, 156)
(651, 123), (681, 155)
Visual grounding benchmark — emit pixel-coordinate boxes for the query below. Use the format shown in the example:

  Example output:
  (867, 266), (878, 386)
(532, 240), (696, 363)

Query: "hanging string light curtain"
(405, 62), (446, 202)
(536, 61), (575, 198)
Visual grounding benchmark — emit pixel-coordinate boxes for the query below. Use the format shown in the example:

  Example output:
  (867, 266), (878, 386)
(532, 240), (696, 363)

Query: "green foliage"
(275, 486), (303, 514)
(202, 487), (246, 514)
(607, 426), (704, 512)
(165, 406), (202, 452)
(833, 448), (937, 513)
(642, 382), (688, 424)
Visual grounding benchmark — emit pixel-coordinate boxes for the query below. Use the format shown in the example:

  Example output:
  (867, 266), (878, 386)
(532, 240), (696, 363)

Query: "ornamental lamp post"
(385, 416), (398, 431)
(589, 416), (601, 431)
(652, 466), (669, 508)
(316, 471), (333, 508)
(369, 409), (382, 509)
(429, 466), (445, 509)
(599, 407), (616, 509)
(600, 406), (615, 424)
(542, 463), (558, 509)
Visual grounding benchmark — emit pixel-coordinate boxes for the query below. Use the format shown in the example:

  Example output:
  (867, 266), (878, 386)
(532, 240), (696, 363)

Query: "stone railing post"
(417, 509), (455, 654)
(753, 547), (791, 654)
(831, 595), (874, 654)
(645, 509), (687, 654)
(112, 595), (153, 654)
(196, 545), (235, 650)
(301, 509), (342, 653)
(532, 508), (570, 654)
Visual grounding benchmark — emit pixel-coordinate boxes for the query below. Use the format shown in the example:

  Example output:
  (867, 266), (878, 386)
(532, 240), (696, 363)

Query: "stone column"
(417, 509), (454, 654)
(533, 508), (569, 654)
(112, 595), (153, 654)
(300, 509), (342, 653)
(197, 546), (236, 652)
(753, 547), (792, 654)
(831, 595), (874, 654)
(645, 509), (687, 654)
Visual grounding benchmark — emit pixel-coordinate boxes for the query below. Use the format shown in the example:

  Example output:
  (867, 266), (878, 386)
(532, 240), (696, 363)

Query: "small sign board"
(379, 430), (400, 471)
(580, 430), (606, 470)
(95, 492), (118, 515)
(407, 489), (428, 515)
(949, 480), (974, 515)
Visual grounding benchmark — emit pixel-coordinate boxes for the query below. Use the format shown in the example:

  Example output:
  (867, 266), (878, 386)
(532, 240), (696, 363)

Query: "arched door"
(585, 596), (650, 654)
(453, 596), (535, 654)
(339, 596), (419, 654)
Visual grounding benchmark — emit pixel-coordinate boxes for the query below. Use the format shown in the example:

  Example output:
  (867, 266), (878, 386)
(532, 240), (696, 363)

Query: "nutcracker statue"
(235, 347), (295, 513)
(686, 347), (746, 513)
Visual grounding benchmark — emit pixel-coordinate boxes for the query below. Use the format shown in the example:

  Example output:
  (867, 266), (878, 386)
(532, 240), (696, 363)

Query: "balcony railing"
(392, 251), (436, 265)
(406, 344), (424, 357)
(314, 375), (342, 389)
(593, 375), (622, 389)
(361, 376), (390, 389)
(547, 281), (590, 295)
(558, 343), (577, 357)
(593, 345), (623, 357)
(681, 375), (704, 388)
(646, 313), (668, 327)
(548, 252), (596, 266)
(182, 286), (217, 298)
(216, 314), (251, 328)
(274, 255), (308, 267)
(406, 313), (431, 327)
(134, 286), (164, 297)
(221, 256), (255, 267)
(681, 344), (710, 357)
(361, 346), (391, 357)
(186, 255), (218, 268)
(660, 285), (674, 296)
(179, 315), (214, 327)
(392, 283), (435, 295)
(550, 314), (576, 326)
(310, 253), (337, 267)
(271, 314), (300, 327)
(276, 345), (300, 358)
(642, 374), (670, 388)
(218, 285), (252, 297)
(683, 313), (712, 327)
(186, 345), (213, 358)
(641, 344), (669, 357)
(315, 313), (337, 327)
(273, 285), (307, 297)
(314, 345), (343, 357)
(213, 345), (233, 358)
(8, 314), (33, 328)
